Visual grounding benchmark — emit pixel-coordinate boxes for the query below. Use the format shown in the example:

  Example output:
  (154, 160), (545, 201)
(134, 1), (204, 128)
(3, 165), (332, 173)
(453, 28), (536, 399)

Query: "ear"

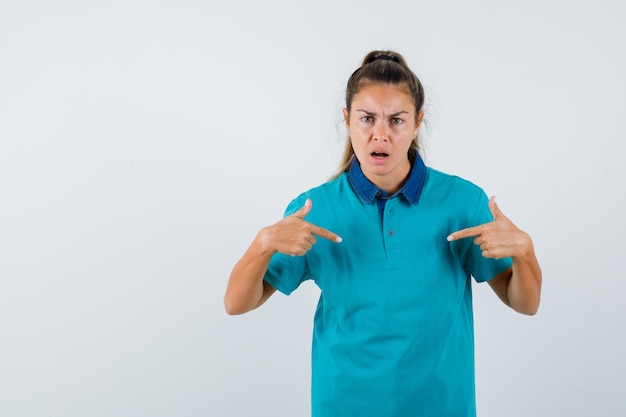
(415, 110), (424, 132)
(342, 108), (350, 127)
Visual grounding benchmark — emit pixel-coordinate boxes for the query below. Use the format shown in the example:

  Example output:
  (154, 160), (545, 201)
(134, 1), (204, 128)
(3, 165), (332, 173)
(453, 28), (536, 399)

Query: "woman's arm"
(224, 199), (342, 315)
(487, 234), (542, 315)
(447, 196), (542, 315)
(224, 232), (278, 315)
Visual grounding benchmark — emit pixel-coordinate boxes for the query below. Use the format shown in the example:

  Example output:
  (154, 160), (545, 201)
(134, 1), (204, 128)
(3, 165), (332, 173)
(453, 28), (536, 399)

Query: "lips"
(371, 151), (389, 159)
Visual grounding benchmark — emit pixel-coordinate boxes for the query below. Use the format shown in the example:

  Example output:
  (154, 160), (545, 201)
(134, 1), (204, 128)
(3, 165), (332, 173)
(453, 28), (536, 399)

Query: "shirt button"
(389, 208), (394, 214)
(388, 229), (395, 236)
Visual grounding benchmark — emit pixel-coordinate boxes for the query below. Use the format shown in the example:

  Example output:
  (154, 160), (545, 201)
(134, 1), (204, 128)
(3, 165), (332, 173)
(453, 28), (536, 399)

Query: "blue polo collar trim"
(347, 149), (427, 205)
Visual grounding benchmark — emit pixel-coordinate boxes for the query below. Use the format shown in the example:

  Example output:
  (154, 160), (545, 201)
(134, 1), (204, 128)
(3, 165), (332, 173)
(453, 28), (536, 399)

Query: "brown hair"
(332, 50), (425, 179)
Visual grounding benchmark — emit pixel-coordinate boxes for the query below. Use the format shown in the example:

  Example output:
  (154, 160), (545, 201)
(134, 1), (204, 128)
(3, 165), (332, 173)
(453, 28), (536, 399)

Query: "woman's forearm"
(224, 231), (275, 315)
(508, 238), (542, 315)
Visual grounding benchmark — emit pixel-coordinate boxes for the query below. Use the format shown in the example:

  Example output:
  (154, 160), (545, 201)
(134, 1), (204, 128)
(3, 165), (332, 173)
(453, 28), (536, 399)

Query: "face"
(343, 83), (423, 194)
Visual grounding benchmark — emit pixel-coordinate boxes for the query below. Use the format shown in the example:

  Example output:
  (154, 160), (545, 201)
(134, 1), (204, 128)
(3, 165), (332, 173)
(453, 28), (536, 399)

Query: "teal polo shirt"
(264, 152), (512, 417)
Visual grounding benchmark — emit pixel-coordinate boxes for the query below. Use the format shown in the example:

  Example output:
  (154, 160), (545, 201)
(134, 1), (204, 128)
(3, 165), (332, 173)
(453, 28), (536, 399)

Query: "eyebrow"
(355, 109), (410, 117)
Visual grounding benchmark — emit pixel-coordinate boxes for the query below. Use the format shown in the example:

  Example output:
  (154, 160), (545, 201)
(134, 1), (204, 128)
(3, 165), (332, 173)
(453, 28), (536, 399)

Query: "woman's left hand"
(447, 196), (532, 260)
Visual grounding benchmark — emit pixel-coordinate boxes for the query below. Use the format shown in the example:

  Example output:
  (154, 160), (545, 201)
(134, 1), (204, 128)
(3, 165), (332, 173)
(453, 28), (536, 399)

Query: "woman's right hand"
(258, 198), (342, 257)
(224, 199), (342, 314)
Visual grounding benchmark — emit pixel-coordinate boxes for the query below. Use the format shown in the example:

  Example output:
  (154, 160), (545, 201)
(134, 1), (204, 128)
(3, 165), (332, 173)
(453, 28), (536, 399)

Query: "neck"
(366, 158), (411, 194)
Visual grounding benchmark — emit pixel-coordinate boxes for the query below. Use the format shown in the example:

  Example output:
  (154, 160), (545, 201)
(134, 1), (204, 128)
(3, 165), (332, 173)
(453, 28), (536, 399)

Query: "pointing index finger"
(311, 224), (343, 243)
(447, 225), (483, 242)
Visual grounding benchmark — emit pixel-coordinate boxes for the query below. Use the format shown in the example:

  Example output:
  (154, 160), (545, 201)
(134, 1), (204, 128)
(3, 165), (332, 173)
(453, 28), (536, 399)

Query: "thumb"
(489, 196), (505, 220)
(292, 198), (312, 219)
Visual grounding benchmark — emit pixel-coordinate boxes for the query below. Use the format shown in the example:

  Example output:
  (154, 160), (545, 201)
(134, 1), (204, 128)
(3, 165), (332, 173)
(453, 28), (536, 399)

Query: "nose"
(373, 122), (389, 142)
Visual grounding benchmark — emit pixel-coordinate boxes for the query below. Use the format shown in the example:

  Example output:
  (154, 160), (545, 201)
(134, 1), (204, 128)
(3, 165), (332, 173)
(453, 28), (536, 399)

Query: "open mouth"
(371, 151), (389, 159)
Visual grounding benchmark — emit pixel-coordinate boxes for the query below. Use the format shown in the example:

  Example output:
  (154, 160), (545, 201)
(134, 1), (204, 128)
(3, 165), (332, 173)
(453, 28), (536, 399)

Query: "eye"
(391, 118), (404, 125)
(360, 116), (374, 123)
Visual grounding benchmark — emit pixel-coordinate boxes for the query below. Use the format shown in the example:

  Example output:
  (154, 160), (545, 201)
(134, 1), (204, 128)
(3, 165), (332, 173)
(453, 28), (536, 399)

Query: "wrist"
(255, 226), (279, 256)
(512, 231), (534, 261)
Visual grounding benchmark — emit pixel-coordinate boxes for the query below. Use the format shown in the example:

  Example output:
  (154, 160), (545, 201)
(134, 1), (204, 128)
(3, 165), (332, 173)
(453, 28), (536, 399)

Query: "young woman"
(224, 50), (541, 417)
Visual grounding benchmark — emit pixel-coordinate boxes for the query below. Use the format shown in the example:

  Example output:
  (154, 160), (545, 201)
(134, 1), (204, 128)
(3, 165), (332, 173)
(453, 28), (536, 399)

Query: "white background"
(1, 1), (625, 416)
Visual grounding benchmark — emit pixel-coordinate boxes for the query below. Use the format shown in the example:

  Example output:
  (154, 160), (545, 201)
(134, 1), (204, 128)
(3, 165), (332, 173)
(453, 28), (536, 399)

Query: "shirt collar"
(347, 148), (427, 205)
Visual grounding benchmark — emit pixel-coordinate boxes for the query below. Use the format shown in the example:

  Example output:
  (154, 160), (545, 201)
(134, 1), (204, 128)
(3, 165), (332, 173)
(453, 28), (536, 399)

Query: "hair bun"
(365, 54), (400, 64)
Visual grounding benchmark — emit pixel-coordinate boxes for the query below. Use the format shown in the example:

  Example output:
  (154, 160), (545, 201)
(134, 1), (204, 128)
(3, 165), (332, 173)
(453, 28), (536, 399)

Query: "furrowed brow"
(355, 109), (410, 117)
(389, 111), (410, 117)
